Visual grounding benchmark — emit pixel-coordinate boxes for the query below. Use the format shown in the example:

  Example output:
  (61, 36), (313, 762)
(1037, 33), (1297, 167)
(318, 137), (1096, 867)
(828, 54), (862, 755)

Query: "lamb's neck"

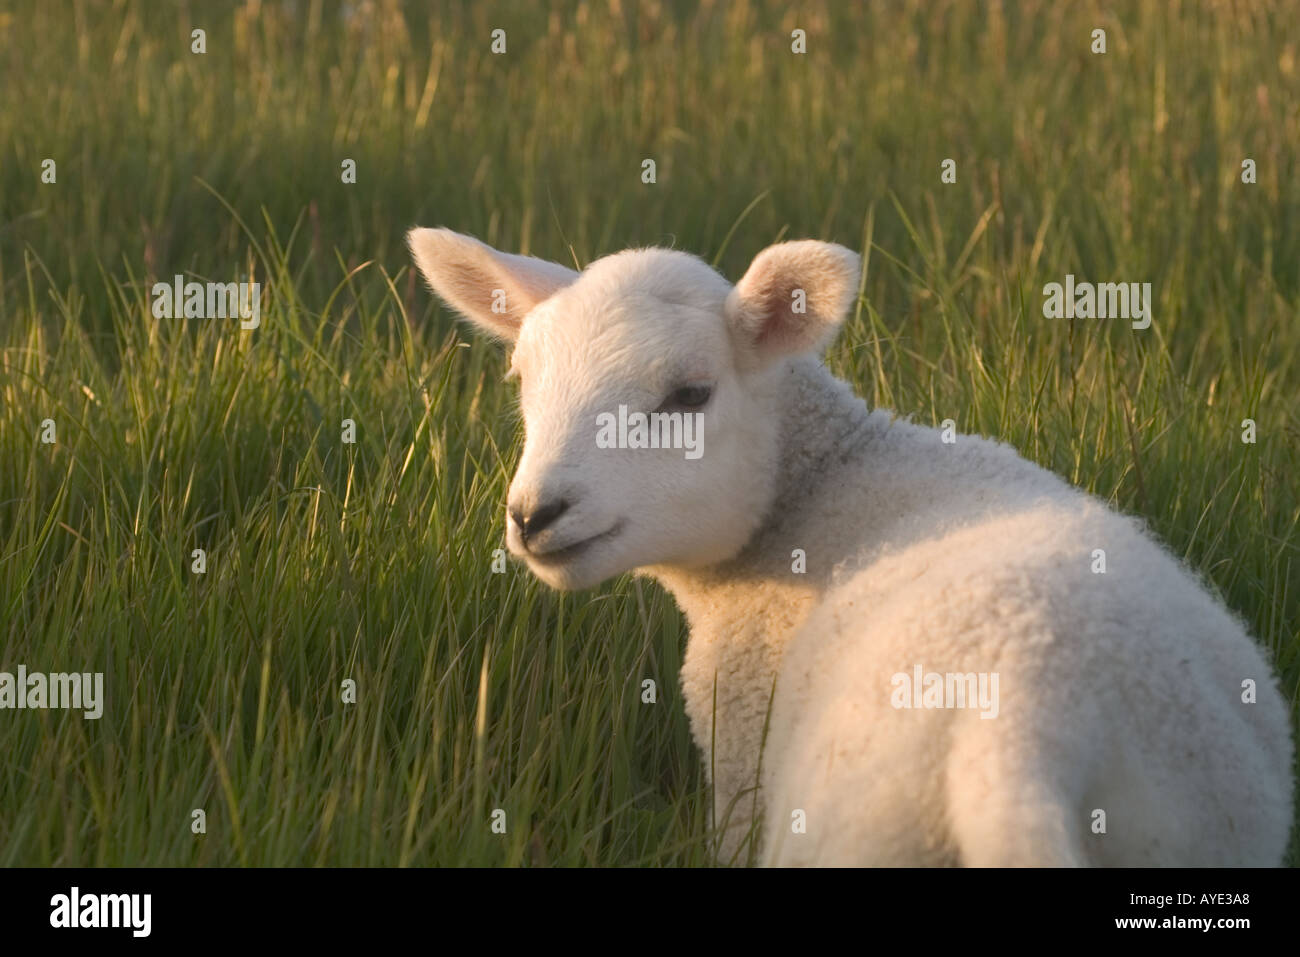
(647, 356), (877, 647)
(647, 353), (1066, 643)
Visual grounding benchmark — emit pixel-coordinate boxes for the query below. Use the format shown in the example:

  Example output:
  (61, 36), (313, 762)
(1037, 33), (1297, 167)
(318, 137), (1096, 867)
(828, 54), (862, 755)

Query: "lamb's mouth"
(527, 522), (624, 564)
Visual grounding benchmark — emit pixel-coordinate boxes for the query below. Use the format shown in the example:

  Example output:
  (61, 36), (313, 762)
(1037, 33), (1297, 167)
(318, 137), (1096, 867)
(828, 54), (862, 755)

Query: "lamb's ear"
(725, 240), (861, 367)
(407, 227), (578, 341)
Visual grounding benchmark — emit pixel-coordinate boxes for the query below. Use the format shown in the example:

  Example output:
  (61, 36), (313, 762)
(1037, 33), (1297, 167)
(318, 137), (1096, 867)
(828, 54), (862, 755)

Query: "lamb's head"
(408, 227), (860, 589)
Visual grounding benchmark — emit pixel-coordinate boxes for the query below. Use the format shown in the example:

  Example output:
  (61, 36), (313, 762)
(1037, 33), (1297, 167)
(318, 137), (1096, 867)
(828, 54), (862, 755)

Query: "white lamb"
(408, 226), (1294, 866)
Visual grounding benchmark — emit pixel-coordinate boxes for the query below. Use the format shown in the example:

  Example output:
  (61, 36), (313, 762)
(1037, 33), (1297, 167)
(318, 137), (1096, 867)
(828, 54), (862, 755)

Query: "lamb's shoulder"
(776, 492), (1205, 736)
(774, 484), (1278, 770)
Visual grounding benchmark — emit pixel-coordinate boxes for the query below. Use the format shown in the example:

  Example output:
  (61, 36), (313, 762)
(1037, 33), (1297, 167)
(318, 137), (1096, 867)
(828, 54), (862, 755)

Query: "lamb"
(408, 226), (1295, 866)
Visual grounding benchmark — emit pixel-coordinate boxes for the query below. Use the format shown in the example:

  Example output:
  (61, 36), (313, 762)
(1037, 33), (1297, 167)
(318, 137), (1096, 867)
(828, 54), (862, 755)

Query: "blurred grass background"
(0, 0), (1297, 865)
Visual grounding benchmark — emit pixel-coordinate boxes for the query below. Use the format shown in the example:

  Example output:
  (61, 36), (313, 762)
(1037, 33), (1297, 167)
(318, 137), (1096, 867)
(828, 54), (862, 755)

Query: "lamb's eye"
(660, 384), (712, 411)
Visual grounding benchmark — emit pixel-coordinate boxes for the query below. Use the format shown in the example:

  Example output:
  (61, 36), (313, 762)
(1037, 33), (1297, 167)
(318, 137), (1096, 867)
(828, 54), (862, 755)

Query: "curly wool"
(657, 354), (1293, 866)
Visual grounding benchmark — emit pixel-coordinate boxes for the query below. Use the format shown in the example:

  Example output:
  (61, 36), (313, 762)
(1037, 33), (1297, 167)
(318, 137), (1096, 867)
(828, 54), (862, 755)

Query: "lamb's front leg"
(706, 744), (764, 864)
(680, 653), (774, 865)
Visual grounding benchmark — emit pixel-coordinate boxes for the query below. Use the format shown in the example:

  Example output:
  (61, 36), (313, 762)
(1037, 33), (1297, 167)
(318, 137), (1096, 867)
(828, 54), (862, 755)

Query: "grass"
(0, 0), (1297, 866)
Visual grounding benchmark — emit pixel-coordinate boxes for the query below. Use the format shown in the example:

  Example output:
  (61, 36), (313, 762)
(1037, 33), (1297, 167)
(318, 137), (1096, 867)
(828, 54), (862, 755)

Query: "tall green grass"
(0, 0), (1296, 865)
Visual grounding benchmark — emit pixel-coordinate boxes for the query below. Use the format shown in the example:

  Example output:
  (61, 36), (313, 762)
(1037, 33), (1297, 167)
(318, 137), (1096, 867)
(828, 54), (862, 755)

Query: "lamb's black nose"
(510, 499), (569, 543)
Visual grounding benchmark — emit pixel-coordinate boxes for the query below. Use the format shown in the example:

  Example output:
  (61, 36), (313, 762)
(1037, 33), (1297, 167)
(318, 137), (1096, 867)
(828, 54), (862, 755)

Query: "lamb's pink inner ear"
(730, 277), (808, 354)
(407, 227), (578, 341)
(726, 240), (861, 366)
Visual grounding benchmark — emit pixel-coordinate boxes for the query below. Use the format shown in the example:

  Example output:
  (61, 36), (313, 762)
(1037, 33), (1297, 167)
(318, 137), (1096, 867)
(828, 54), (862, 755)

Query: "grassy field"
(0, 0), (1297, 866)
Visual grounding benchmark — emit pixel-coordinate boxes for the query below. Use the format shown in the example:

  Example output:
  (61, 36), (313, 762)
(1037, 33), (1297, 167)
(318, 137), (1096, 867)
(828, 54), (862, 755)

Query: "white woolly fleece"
(666, 356), (1293, 865)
